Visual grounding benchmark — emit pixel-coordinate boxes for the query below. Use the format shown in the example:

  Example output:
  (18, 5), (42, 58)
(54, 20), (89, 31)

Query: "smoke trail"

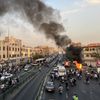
(0, 0), (71, 47)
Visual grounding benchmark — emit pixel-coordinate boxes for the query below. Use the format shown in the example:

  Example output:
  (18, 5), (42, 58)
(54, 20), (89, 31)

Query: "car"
(0, 73), (13, 81)
(24, 64), (31, 71)
(45, 81), (55, 92)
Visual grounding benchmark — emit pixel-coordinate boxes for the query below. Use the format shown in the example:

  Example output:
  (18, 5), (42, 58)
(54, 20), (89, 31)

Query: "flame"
(74, 61), (82, 70)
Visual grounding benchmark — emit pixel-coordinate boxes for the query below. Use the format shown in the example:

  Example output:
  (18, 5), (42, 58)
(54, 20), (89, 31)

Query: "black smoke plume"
(0, 0), (71, 46)
(66, 45), (83, 63)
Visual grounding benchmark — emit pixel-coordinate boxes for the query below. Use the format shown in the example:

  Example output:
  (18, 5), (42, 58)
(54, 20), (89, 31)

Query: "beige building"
(33, 46), (58, 56)
(0, 36), (33, 65)
(0, 40), (8, 61)
(21, 45), (33, 58)
(0, 37), (22, 61)
(82, 43), (100, 67)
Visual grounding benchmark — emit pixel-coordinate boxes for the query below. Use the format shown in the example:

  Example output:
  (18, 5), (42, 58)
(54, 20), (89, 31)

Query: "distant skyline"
(0, 0), (100, 46)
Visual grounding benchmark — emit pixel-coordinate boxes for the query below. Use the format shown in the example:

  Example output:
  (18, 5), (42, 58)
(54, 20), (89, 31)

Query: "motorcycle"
(58, 85), (63, 94)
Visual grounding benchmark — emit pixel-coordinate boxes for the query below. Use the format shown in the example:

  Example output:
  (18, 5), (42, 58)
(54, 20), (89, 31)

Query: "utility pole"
(0, 32), (1, 61)
(7, 27), (10, 63)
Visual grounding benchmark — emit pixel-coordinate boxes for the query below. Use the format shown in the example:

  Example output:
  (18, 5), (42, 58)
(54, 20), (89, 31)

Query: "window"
(25, 54), (27, 56)
(90, 48), (91, 51)
(86, 54), (89, 57)
(9, 55), (11, 57)
(9, 47), (11, 51)
(12, 48), (14, 51)
(3, 47), (5, 51)
(18, 48), (19, 51)
(92, 48), (95, 51)
(85, 48), (89, 51)
(3, 55), (5, 58)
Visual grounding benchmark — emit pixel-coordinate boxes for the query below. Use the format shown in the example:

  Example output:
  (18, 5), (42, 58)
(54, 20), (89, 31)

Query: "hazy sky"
(0, 0), (100, 46)
(45, 0), (100, 44)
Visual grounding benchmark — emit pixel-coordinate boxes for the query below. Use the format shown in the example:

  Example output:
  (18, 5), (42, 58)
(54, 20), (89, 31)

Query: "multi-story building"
(82, 43), (100, 67)
(0, 40), (8, 61)
(21, 45), (33, 58)
(0, 37), (22, 61)
(71, 42), (82, 47)
(33, 46), (58, 56)
(0, 36), (33, 65)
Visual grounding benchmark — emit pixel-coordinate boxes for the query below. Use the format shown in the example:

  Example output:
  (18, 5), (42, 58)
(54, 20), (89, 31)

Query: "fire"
(74, 61), (82, 70)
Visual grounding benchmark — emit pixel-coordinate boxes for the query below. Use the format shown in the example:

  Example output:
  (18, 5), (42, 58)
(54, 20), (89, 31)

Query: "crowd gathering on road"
(0, 63), (24, 93)
(0, 54), (57, 96)
(0, 54), (100, 100)
(46, 62), (100, 100)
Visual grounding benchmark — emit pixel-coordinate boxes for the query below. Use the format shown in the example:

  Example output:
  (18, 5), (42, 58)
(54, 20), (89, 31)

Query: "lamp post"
(0, 32), (2, 62)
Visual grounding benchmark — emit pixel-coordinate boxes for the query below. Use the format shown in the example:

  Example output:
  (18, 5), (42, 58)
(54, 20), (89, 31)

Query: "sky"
(45, 0), (100, 44)
(0, 0), (100, 46)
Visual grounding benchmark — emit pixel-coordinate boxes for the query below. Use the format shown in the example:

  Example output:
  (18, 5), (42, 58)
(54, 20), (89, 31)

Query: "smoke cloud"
(0, 0), (71, 47)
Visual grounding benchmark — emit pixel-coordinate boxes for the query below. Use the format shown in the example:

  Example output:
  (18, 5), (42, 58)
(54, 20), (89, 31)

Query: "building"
(0, 36), (22, 61)
(21, 45), (33, 58)
(0, 36), (33, 65)
(33, 46), (58, 56)
(71, 42), (82, 47)
(82, 43), (100, 67)
(0, 40), (8, 61)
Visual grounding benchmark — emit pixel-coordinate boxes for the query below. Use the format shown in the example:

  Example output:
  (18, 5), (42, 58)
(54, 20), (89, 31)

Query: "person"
(66, 81), (69, 90)
(58, 84), (63, 94)
(73, 78), (77, 86)
(73, 94), (79, 100)
(86, 76), (90, 84)
(39, 67), (41, 71)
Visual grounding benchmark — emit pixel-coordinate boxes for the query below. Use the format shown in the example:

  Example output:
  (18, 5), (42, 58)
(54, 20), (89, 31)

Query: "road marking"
(38, 67), (53, 100)
(66, 93), (68, 99)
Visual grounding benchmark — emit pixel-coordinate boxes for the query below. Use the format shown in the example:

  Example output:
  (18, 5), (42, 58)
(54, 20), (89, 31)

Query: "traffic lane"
(42, 74), (67, 100)
(14, 57), (56, 100)
(12, 66), (50, 100)
(18, 66), (40, 81)
(67, 79), (100, 100)
(43, 76), (100, 100)
(16, 65), (41, 77)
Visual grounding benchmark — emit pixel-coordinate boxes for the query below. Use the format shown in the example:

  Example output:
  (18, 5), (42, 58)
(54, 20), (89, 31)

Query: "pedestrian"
(73, 94), (79, 100)
(73, 78), (77, 86)
(66, 81), (69, 90)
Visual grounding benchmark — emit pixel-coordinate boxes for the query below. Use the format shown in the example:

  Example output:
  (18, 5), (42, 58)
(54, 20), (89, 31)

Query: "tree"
(32, 53), (45, 60)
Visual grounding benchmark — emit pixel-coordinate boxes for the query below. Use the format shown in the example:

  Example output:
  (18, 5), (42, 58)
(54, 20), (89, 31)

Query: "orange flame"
(74, 61), (82, 70)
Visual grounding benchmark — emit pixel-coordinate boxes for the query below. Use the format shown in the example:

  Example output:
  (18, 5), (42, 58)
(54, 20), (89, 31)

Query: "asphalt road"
(42, 72), (100, 100)
(9, 56), (59, 100)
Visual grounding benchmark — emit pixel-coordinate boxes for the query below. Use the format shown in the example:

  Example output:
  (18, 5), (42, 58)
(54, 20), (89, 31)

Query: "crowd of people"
(0, 64), (23, 93)
(50, 65), (100, 100)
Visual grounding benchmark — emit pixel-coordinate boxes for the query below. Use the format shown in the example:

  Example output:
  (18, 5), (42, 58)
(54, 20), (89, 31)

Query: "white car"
(0, 73), (13, 81)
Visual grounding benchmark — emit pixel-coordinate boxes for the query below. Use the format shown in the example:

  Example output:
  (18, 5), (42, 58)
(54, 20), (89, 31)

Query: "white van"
(57, 65), (66, 77)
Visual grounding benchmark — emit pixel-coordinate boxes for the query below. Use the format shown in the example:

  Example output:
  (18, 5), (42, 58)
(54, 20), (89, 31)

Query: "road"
(7, 56), (59, 100)
(42, 71), (100, 100)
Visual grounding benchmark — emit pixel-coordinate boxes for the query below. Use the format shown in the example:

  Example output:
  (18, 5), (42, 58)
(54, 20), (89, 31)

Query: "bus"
(35, 58), (46, 65)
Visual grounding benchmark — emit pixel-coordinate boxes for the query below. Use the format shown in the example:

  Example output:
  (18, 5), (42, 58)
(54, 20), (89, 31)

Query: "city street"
(0, 0), (100, 100)
(6, 56), (59, 100)
(42, 70), (100, 100)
